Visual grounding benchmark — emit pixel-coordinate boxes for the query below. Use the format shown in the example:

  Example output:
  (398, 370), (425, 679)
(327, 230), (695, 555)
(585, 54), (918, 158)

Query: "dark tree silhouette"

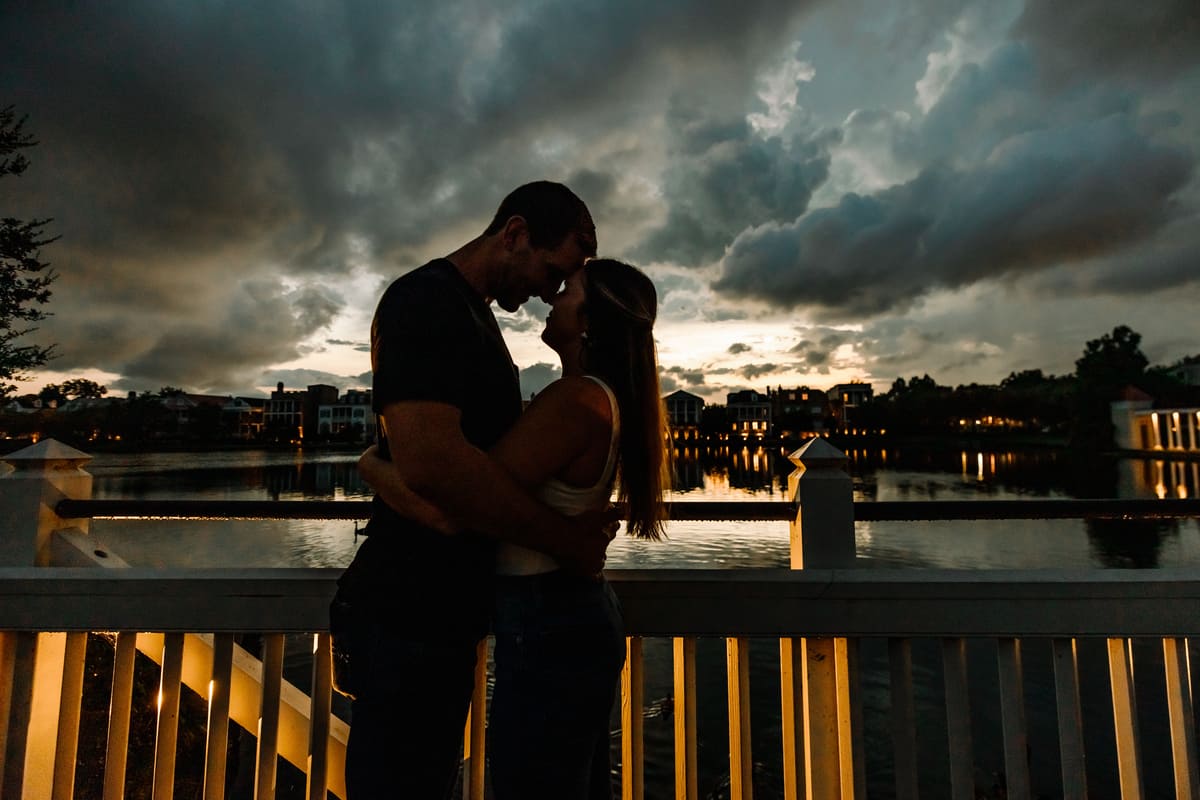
(1, 106), (57, 397)
(59, 378), (107, 399)
(1071, 325), (1149, 451)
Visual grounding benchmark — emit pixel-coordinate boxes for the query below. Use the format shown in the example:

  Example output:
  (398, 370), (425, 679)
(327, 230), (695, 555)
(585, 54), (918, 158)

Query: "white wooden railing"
(3, 439), (1200, 799)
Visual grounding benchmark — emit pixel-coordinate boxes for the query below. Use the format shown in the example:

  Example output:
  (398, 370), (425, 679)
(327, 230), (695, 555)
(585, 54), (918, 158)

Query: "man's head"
(484, 181), (598, 312)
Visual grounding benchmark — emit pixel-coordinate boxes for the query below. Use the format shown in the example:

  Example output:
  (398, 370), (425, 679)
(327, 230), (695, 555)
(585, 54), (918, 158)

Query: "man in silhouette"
(338, 181), (612, 798)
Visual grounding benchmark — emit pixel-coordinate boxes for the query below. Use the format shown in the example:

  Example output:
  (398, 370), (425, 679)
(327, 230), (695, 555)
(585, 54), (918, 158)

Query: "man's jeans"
(489, 571), (626, 800)
(345, 626), (478, 800)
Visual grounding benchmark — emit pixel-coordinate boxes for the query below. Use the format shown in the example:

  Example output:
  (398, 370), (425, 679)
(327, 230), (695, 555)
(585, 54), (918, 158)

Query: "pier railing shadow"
(3, 439), (1200, 800)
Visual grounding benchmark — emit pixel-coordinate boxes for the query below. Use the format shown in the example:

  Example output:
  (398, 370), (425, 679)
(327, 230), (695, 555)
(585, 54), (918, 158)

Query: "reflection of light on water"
(84, 448), (1200, 576)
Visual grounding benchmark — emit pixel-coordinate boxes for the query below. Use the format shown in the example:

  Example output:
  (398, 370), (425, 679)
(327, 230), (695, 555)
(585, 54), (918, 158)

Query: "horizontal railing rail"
(55, 496), (1200, 521)
(9, 440), (1200, 799)
(5, 567), (1200, 637)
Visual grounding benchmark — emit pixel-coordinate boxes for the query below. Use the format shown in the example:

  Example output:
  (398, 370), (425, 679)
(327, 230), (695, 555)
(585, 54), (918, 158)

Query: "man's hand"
(555, 505), (622, 577)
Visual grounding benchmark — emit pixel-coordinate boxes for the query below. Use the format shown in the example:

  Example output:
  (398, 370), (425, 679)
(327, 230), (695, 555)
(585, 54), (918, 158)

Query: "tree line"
(853, 325), (1198, 450)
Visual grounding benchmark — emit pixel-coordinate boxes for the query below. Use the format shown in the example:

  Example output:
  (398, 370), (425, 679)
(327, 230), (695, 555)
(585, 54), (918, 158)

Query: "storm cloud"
(716, 115), (1193, 316)
(2, 0), (1198, 397)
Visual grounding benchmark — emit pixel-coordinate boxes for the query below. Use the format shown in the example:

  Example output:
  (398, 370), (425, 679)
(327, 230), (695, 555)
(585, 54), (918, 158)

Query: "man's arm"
(380, 398), (612, 573)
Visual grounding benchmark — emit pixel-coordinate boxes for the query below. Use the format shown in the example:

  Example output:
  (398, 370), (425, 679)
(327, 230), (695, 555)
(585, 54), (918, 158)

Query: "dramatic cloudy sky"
(2, 1), (1198, 401)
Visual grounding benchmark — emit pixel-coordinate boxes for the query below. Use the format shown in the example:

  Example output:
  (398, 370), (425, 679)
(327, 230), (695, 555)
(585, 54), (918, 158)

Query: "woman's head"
(550, 258), (669, 540)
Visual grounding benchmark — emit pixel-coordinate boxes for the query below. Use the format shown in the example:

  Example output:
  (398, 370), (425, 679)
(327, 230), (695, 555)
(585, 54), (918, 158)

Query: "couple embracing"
(332, 181), (669, 799)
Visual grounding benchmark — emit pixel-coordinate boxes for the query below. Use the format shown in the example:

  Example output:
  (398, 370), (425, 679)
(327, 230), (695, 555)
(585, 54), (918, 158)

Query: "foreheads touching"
(485, 181), (597, 308)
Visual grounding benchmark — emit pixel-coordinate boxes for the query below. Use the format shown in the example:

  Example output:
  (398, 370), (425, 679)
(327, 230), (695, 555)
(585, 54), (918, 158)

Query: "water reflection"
(83, 447), (1199, 572)
(1086, 518), (1176, 568)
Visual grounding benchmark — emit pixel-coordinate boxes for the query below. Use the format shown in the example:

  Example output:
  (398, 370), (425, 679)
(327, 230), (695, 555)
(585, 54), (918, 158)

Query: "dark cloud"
(739, 362), (779, 379)
(638, 107), (835, 266)
(727, 342), (752, 354)
(663, 366), (707, 386)
(327, 339), (372, 352)
(715, 114), (1193, 316)
(1, 0), (825, 389)
(4, 0), (1198, 397)
(1012, 0), (1200, 87)
(1058, 215), (1200, 296)
(73, 279), (344, 393)
(259, 368), (369, 392)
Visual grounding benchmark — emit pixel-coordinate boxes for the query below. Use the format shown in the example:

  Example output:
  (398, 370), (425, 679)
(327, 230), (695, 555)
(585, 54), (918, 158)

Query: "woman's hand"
(357, 445), (459, 535)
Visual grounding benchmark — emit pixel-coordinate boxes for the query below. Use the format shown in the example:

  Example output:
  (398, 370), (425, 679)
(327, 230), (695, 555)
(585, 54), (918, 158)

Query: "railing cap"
(2, 439), (93, 470)
(787, 437), (848, 469)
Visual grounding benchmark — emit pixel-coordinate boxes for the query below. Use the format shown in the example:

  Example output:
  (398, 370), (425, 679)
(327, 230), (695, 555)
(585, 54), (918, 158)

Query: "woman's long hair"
(582, 259), (669, 540)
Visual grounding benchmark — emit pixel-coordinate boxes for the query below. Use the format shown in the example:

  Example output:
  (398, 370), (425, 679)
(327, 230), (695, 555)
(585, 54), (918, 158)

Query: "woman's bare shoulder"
(527, 375), (612, 425)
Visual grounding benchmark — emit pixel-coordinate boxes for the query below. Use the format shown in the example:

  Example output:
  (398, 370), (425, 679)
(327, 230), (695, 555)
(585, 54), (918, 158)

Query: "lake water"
(79, 445), (1200, 799)
(84, 444), (1200, 572)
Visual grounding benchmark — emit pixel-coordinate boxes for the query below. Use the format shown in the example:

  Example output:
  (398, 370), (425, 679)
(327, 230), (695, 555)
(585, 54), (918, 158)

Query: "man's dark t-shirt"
(340, 259), (522, 641)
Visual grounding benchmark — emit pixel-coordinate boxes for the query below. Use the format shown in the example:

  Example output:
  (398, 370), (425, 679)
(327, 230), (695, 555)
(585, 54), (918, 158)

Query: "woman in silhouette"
(358, 257), (668, 798)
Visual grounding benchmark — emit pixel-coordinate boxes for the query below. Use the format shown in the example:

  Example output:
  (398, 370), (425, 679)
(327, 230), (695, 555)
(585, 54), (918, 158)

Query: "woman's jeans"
(489, 571), (626, 800)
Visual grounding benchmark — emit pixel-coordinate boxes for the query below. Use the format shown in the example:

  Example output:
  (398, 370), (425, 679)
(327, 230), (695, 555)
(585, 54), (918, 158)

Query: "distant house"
(768, 386), (827, 436)
(829, 381), (874, 429)
(1111, 386), (1200, 453)
(727, 389), (771, 439)
(57, 396), (122, 414)
(318, 389), (375, 441)
(222, 397), (266, 439)
(265, 383), (338, 440)
(1173, 361), (1200, 387)
(1, 398), (43, 415)
(664, 390), (705, 441)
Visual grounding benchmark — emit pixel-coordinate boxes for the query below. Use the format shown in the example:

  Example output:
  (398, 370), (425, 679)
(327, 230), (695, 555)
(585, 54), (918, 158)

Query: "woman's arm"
(358, 376), (611, 542)
(486, 376), (611, 490)
(357, 444), (457, 534)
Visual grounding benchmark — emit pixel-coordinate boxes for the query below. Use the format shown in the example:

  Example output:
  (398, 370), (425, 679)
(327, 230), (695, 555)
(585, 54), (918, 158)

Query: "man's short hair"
(483, 181), (597, 256)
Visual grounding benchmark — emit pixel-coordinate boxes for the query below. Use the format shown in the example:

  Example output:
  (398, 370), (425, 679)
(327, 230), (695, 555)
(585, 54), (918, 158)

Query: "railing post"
(0, 439), (94, 568)
(784, 438), (860, 800)
(0, 440), (95, 800)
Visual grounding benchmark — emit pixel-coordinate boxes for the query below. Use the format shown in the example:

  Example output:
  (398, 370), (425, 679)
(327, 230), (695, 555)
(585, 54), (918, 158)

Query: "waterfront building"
(1173, 360), (1200, 386)
(664, 389), (705, 441)
(767, 385), (827, 437)
(1112, 387), (1200, 454)
(222, 397), (266, 439)
(829, 381), (874, 430)
(265, 383), (338, 441)
(159, 393), (230, 437)
(727, 389), (771, 439)
(317, 389), (375, 441)
(1, 398), (45, 414)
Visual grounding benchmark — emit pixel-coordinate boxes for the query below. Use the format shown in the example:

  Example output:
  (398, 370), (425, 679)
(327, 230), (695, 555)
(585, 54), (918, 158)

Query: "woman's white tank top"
(495, 375), (620, 576)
